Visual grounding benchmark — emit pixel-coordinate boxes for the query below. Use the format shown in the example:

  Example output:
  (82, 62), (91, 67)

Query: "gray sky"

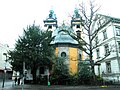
(0, 0), (120, 48)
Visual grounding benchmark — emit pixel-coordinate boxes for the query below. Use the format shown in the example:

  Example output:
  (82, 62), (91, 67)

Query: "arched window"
(61, 52), (66, 58)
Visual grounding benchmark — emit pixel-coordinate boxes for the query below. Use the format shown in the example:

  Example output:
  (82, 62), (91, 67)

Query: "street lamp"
(22, 61), (25, 90)
(2, 53), (8, 88)
(47, 67), (50, 86)
(22, 43), (29, 90)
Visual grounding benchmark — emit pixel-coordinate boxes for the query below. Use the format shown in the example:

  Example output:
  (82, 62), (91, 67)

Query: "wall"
(55, 46), (79, 75)
(69, 47), (78, 74)
(0, 44), (13, 79)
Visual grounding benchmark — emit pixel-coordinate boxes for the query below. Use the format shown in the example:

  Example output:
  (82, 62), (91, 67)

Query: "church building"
(43, 9), (84, 74)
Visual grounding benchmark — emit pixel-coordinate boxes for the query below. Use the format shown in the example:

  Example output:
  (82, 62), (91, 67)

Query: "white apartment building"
(0, 43), (13, 79)
(94, 14), (120, 83)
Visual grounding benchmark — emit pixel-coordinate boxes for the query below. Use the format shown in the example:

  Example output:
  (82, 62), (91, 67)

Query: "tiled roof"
(50, 24), (78, 45)
(97, 14), (120, 22)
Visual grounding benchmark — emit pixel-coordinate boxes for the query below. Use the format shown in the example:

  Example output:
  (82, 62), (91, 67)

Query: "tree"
(78, 61), (93, 85)
(68, 0), (113, 83)
(50, 57), (70, 85)
(8, 23), (55, 83)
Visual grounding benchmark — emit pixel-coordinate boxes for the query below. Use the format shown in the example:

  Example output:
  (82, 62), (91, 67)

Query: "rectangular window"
(79, 54), (82, 60)
(106, 61), (111, 73)
(104, 44), (109, 56)
(76, 30), (81, 38)
(40, 67), (44, 74)
(48, 25), (52, 29)
(103, 30), (107, 40)
(76, 25), (80, 28)
(96, 48), (100, 59)
(118, 42), (120, 53)
(116, 27), (120, 36)
(44, 25), (47, 27)
(95, 36), (98, 45)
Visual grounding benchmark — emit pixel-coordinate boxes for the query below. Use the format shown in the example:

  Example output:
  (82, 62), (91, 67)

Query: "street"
(0, 84), (120, 90)
(0, 80), (120, 90)
(2, 85), (120, 90)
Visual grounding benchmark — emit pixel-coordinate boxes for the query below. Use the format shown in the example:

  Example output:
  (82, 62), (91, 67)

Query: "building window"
(79, 54), (82, 60)
(40, 67), (44, 74)
(48, 25), (52, 29)
(118, 42), (120, 53)
(76, 30), (81, 38)
(106, 61), (111, 73)
(44, 25), (47, 27)
(104, 44), (109, 56)
(116, 27), (120, 36)
(76, 25), (80, 28)
(61, 52), (66, 58)
(103, 30), (107, 40)
(95, 36), (98, 45)
(96, 48), (100, 59)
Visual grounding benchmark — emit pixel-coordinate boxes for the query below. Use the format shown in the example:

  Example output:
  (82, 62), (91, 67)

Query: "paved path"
(0, 80), (120, 90)
(0, 85), (120, 90)
(0, 80), (14, 89)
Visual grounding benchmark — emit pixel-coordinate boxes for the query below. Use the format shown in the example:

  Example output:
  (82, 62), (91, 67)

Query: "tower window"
(76, 30), (81, 38)
(61, 52), (66, 58)
(44, 25), (47, 27)
(48, 25), (52, 29)
(76, 25), (80, 28)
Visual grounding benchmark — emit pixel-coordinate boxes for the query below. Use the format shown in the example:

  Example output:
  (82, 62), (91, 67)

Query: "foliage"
(50, 59), (96, 85)
(9, 50), (23, 73)
(50, 57), (70, 85)
(8, 23), (55, 83)
(78, 62), (93, 85)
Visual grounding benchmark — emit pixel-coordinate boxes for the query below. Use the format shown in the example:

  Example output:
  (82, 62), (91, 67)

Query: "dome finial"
(62, 20), (65, 26)
(48, 9), (57, 19)
(73, 8), (80, 18)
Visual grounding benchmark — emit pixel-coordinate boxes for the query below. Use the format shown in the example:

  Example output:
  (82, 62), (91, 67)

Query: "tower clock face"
(49, 14), (52, 18)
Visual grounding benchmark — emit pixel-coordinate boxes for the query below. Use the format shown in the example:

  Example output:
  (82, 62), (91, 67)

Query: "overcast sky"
(0, 0), (120, 48)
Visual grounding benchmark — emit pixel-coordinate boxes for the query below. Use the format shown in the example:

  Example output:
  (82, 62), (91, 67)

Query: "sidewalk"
(0, 79), (13, 89)
(0, 85), (120, 90)
(0, 83), (120, 90)
(0, 85), (92, 90)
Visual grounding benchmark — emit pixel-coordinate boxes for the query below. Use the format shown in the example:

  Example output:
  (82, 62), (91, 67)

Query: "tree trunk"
(88, 26), (96, 84)
(90, 54), (96, 85)
(32, 67), (37, 84)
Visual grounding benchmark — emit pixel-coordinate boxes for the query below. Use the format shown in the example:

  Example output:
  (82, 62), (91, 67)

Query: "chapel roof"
(50, 23), (78, 45)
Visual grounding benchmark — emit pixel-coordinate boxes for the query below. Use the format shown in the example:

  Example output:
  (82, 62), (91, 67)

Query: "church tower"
(71, 8), (83, 38)
(71, 8), (85, 60)
(43, 10), (58, 31)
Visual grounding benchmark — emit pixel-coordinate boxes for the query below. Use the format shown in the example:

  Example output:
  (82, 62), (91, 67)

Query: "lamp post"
(22, 61), (25, 90)
(22, 43), (28, 90)
(2, 53), (7, 88)
(47, 67), (50, 86)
